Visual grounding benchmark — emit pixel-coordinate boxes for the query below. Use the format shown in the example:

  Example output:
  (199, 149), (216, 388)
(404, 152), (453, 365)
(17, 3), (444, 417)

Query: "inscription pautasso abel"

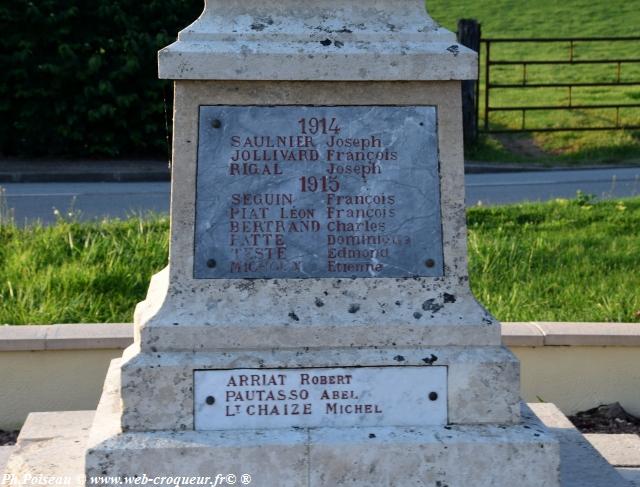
(194, 367), (448, 430)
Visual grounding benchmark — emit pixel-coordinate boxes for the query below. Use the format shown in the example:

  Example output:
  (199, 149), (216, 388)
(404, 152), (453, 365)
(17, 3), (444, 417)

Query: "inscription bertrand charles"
(194, 367), (448, 430)
(194, 106), (443, 279)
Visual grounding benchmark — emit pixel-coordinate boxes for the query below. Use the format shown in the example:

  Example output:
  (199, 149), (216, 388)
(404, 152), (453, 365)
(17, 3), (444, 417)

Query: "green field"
(428, 0), (640, 165)
(1, 196), (639, 325)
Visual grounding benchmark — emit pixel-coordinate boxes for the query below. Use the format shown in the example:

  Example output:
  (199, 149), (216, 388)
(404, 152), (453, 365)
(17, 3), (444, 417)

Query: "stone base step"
(583, 433), (640, 487)
(3, 411), (94, 485)
(532, 403), (635, 487)
(584, 434), (640, 468)
(3, 405), (634, 486)
(618, 468), (640, 487)
(84, 360), (559, 487)
(0, 445), (14, 476)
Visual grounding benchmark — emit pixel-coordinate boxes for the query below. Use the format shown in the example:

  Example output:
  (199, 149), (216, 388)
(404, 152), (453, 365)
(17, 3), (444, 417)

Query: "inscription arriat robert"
(225, 372), (354, 386)
(193, 366), (448, 430)
(222, 372), (379, 418)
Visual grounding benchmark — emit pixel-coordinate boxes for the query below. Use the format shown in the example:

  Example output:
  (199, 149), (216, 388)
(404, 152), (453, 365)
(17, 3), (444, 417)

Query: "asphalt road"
(466, 167), (640, 206)
(1, 167), (639, 225)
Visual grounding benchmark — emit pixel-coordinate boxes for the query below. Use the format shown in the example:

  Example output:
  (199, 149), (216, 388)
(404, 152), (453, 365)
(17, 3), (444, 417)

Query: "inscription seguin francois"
(194, 105), (444, 279)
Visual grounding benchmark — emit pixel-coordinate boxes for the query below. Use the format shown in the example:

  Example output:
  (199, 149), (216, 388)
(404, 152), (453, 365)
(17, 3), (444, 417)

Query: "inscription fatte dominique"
(194, 367), (448, 430)
(194, 106), (443, 279)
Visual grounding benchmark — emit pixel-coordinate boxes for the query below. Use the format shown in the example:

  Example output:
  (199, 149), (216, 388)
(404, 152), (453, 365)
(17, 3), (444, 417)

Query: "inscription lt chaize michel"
(194, 367), (448, 430)
(194, 106), (443, 279)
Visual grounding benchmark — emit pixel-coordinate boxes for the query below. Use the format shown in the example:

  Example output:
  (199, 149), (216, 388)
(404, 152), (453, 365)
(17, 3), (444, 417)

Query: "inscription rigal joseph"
(194, 106), (443, 279)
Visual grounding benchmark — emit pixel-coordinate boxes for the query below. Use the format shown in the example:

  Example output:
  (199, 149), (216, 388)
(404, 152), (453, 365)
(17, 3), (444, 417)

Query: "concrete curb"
(504, 322), (640, 347)
(0, 322), (639, 351)
(0, 324), (133, 351)
(465, 162), (640, 174)
(0, 159), (170, 183)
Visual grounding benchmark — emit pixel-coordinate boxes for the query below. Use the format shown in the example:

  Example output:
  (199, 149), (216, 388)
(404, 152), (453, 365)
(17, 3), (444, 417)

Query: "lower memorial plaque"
(194, 105), (443, 279)
(194, 366), (447, 430)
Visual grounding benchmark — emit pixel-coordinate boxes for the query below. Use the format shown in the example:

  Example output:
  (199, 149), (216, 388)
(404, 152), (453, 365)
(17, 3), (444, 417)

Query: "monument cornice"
(158, 0), (477, 80)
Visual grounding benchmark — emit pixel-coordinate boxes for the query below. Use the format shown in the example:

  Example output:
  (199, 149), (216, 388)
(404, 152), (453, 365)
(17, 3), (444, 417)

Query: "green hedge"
(0, 1), (202, 158)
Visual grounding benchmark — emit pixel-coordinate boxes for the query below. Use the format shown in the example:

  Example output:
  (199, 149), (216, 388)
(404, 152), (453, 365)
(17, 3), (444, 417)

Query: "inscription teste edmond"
(194, 106), (443, 279)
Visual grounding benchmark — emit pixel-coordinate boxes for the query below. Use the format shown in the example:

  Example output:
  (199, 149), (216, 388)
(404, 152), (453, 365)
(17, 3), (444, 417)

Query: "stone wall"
(0, 323), (638, 429)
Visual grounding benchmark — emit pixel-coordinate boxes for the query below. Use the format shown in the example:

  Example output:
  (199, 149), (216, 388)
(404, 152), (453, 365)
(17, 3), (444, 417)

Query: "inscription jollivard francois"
(194, 106), (443, 279)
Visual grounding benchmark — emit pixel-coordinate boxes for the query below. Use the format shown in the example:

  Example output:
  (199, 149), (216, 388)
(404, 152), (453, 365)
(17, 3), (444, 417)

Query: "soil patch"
(569, 403), (640, 435)
(0, 429), (18, 446)
(495, 134), (551, 159)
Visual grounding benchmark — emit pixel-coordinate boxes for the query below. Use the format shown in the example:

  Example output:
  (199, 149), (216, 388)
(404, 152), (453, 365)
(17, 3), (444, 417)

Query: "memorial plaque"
(194, 366), (447, 430)
(194, 105), (443, 279)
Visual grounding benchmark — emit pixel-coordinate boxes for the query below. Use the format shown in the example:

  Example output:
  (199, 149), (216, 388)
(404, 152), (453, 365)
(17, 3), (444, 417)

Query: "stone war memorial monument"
(7, 1), (568, 486)
(87, 0), (562, 485)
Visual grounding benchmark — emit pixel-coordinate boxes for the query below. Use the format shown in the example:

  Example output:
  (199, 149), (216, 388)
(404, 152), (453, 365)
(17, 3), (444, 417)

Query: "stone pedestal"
(84, 1), (561, 485)
(86, 360), (559, 486)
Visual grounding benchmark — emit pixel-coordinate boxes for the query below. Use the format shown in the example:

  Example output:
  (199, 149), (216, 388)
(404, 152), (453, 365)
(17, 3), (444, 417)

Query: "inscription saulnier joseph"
(194, 106), (443, 279)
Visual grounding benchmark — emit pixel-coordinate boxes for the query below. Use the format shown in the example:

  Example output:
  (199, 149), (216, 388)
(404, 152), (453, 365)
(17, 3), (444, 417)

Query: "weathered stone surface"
(120, 345), (521, 431)
(306, 410), (558, 486)
(18, 411), (94, 441)
(4, 411), (94, 487)
(0, 445), (13, 475)
(7, 402), (638, 487)
(584, 434), (640, 467)
(136, 266), (499, 351)
(158, 1), (477, 80)
(530, 403), (633, 487)
(132, 81), (499, 358)
(618, 468), (640, 486)
(86, 362), (558, 486)
(89, 424), (560, 486)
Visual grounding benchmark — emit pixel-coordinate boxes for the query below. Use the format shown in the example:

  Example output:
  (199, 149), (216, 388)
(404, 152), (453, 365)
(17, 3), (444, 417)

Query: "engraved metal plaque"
(194, 366), (447, 430)
(194, 105), (442, 279)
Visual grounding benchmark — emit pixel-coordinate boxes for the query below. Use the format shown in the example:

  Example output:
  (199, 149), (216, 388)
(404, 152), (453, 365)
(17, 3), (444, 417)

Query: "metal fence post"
(457, 19), (481, 146)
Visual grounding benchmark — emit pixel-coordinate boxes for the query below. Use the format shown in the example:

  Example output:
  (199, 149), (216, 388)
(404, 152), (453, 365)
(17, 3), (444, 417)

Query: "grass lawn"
(0, 214), (169, 325)
(428, 0), (640, 165)
(0, 196), (638, 325)
(467, 196), (640, 322)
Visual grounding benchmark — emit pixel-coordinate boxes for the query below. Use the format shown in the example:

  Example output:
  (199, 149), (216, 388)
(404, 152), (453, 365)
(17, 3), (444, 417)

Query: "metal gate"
(480, 36), (640, 133)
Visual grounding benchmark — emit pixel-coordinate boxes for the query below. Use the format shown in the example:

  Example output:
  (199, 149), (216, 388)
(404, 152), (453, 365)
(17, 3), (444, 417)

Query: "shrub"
(0, 0), (202, 158)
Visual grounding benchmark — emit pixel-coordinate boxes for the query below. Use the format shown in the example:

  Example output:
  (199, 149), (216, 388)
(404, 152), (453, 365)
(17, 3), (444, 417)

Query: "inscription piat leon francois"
(194, 106), (443, 279)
